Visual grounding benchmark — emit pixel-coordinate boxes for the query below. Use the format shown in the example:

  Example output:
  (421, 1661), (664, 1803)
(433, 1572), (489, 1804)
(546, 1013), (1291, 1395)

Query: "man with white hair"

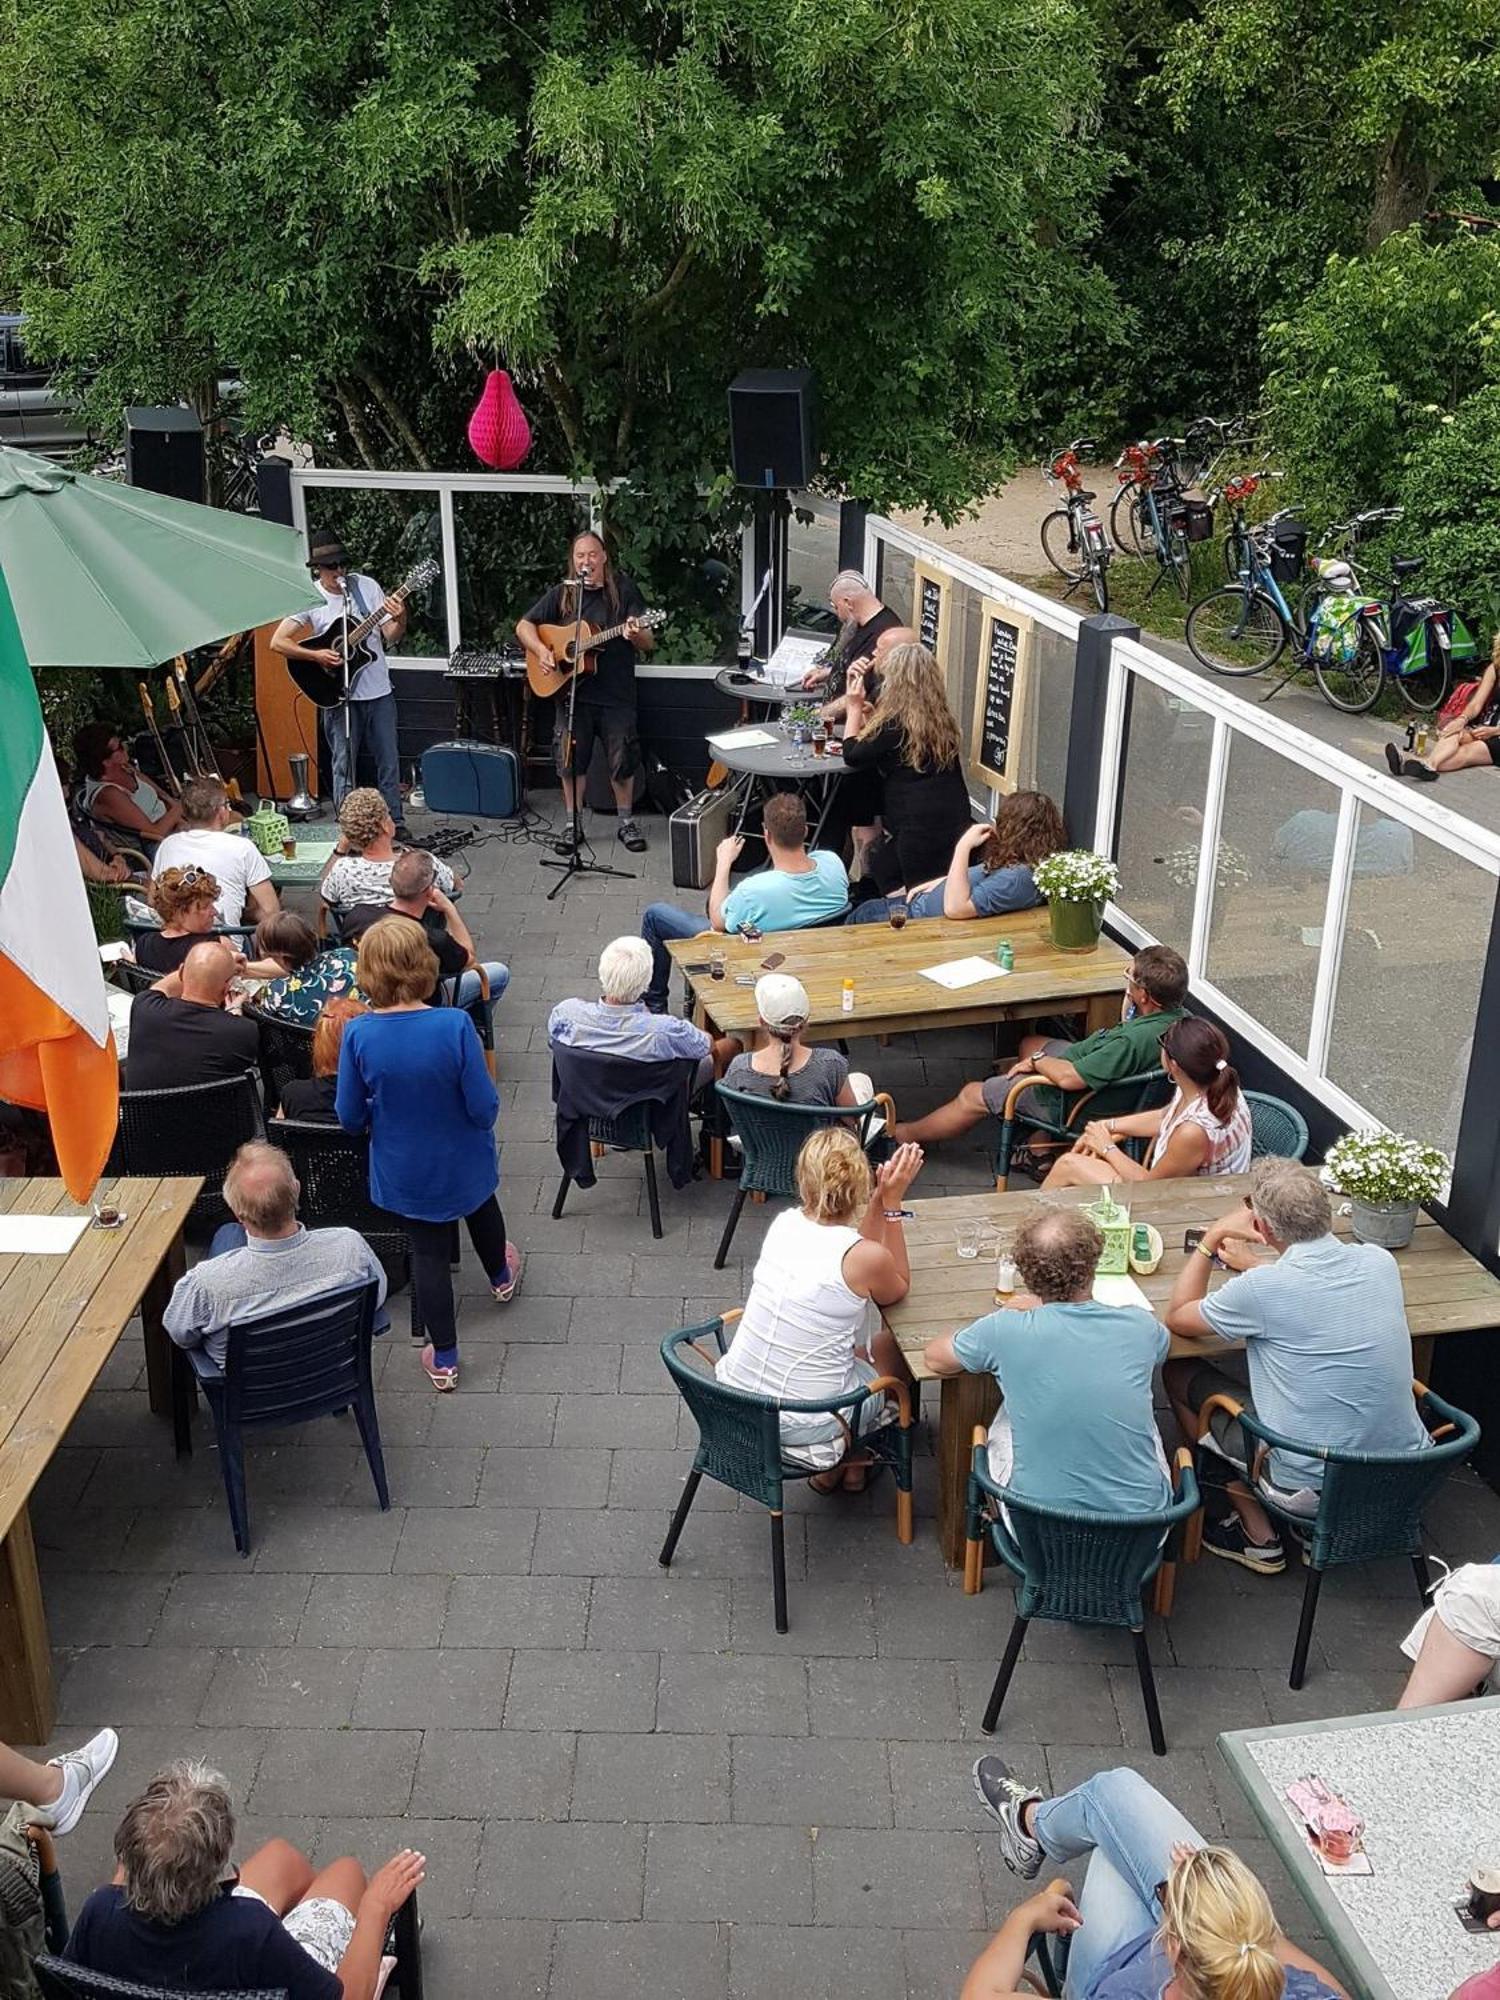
(1164, 1155), (1430, 1575)
(164, 1142), (388, 1366)
(548, 937), (713, 1073)
(800, 571), (904, 717)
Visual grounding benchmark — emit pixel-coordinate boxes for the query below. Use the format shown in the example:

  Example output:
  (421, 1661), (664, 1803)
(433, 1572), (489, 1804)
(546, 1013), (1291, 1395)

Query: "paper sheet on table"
(918, 955), (1010, 991)
(0, 1214), (89, 1255)
(708, 727), (778, 751)
(1092, 1273), (1152, 1311)
(763, 633), (829, 685)
(98, 940), (131, 964)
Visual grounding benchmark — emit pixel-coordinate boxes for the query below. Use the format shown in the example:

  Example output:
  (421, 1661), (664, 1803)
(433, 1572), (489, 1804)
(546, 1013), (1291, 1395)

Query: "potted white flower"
(1032, 848), (1120, 953)
(1321, 1129), (1449, 1250)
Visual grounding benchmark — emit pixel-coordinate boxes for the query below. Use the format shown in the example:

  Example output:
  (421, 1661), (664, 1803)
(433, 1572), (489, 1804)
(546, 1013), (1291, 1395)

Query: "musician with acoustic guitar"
(516, 529), (656, 854)
(270, 535), (410, 830)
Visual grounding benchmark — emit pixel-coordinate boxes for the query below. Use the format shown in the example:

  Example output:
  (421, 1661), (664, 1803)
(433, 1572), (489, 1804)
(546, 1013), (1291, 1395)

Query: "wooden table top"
(886, 1173), (1500, 1379)
(667, 904), (1130, 1039)
(0, 1176), (200, 1544)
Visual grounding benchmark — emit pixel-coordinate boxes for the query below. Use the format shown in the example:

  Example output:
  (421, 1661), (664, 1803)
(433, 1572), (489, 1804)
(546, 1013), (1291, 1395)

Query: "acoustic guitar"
(525, 607), (666, 699)
(286, 558), (440, 708)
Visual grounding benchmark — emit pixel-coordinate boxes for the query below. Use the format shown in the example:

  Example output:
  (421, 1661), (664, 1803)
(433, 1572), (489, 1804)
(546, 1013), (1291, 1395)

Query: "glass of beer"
(889, 901), (908, 931)
(709, 949), (726, 981)
(811, 721), (827, 759)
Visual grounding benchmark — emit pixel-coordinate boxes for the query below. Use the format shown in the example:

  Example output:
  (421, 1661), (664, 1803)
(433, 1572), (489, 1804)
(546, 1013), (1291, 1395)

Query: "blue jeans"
(641, 902), (710, 1008)
(328, 691), (402, 825)
(849, 883), (945, 923)
(452, 962), (511, 1013)
(1031, 1769), (1203, 1998)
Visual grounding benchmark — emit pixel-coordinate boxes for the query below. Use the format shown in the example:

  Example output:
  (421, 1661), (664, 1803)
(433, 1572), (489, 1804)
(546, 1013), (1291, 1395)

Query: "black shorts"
(555, 703), (640, 781)
(1487, 736), (1500, 769)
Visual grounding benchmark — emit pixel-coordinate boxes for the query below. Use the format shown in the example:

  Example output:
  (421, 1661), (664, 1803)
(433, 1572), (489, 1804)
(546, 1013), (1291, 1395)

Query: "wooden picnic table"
(668, 904), (1129, 1043)
(0, 1176), (200, 1738)
(885, 1173), (1500, 1567)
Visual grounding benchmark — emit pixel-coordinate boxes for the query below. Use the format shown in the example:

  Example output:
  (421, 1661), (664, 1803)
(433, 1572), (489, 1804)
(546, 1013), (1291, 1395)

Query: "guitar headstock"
(401, 558), (441, 596)
(637, 608), (668, 632)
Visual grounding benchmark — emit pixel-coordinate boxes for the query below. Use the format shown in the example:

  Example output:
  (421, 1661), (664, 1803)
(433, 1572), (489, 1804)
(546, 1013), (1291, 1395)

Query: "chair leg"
(642, 1148), (663, 1239)
(963, 1530), (985, 1596)
(1289, 1568), (1324, 1691)
(391, 1889), (423, 2000)
(552, 1173), (571, 1220)
(1411, 1552), (1431, 1605)
(982, 1615), (1030, 1733)
(170, 1347), (194, 1460)
(658, 1469), (703, 1568)
(352, 1390), (391, 1511)
(770, 1510), (789, 1634)
(1132, 1627), (1167, 1756)
(1152, 1560), (1177, 1620)
(220, 1423), (250, 1557)
(714, 1188), (747, 1269)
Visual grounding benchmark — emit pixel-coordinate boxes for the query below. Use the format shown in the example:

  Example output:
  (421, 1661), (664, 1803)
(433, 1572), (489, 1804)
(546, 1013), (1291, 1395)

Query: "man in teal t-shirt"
(891, 944), (1187, 1148)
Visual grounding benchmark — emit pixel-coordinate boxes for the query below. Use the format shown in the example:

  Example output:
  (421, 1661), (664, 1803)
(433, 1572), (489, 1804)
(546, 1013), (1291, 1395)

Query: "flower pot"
(1348, 1197), (1419, 1250)
(1048, 896), (1105, 953)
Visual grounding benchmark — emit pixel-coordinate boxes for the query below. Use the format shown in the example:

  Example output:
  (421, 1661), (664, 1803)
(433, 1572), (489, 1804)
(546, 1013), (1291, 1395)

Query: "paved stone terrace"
(31, 799), (1500, 1998)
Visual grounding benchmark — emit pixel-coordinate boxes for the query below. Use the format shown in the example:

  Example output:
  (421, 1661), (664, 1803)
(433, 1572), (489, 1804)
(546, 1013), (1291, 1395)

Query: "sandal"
(491, 1244), (524, 1304)
(420, 1344), (459, 1392)
(808, 1468), (845, 1495)
(842, 1458), (887, 1497)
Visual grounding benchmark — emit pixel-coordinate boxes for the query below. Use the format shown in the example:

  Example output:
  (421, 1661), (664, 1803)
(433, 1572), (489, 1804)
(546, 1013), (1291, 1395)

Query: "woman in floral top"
(253, 912), (365, 1024)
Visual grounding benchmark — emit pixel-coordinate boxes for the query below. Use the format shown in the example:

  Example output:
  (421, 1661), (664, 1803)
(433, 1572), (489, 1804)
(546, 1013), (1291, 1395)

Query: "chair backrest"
(110, 1073), (266, 1230)
(714, 1083), (879, 1197)
(660, 1322), (790, 1508)
(110, 959), (158, 995)
(222, 1278), (379, 1432)
(35, 1958), (286, 2000)
(122, 918), (259, 952)
(552, 1047), (698, 1155)
(1073, 1066), (1171, 1128)
(244, 1004), (316, 1115)
(1243, 1090), (1310, 1162)
(266, 1121), (408, 1262)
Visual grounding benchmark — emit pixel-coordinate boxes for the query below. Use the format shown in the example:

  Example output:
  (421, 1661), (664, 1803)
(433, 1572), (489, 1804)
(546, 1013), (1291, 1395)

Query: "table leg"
(939, 1372), (1001, 1569)
(1411, 1335), (1435, 1387)
(141, 1227), (187, 1419)
(1084, 991), (1118, 1036)
(0, 1509), (54, 1742)
(807, 772), (843, 849)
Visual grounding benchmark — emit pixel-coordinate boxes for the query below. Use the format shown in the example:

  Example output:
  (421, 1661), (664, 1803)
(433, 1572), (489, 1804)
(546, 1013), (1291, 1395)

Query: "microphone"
(563, 574), (588, 586)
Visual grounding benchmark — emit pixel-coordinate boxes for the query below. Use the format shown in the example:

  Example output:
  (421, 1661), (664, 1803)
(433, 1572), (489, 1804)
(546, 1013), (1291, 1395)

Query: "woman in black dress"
(840, 641), (973, 896)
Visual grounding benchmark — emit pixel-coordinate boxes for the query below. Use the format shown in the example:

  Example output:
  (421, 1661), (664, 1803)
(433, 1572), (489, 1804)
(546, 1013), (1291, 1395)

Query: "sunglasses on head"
(177, 866), (211, 888)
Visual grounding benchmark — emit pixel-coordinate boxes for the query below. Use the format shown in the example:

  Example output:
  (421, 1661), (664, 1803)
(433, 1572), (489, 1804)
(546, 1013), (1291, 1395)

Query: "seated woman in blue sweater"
(337, 917), (520, 1391)
(849, 790), (1066, 924)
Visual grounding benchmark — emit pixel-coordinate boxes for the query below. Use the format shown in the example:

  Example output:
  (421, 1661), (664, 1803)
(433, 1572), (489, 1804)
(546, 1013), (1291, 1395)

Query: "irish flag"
(0, 566), (118, 1200)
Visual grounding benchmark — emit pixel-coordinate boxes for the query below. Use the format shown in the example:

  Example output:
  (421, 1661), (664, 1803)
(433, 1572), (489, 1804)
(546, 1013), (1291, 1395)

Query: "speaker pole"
(751, 490), (792, 659)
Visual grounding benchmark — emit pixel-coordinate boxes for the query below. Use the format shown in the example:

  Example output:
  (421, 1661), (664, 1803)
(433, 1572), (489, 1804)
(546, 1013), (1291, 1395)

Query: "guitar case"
(420, 740), (521, 818)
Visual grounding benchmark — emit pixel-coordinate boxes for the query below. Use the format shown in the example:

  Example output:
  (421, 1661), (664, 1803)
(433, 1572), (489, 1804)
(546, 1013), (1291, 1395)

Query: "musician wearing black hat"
(271, 537), (408, 827)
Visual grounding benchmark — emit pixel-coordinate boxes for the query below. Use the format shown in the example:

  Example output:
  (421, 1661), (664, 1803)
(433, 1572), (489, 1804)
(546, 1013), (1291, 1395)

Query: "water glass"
(955, 1220), (983, 1261)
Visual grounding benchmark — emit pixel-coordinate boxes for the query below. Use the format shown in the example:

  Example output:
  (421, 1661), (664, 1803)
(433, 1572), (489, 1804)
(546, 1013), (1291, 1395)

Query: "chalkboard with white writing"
(918, 575), (942, 651)
(978, 613), (1020, 780)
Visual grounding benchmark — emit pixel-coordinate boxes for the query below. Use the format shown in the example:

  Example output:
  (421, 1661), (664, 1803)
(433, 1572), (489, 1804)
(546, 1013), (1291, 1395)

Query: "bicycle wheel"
(1040, 509), (1082, 580)
(1184, 586), (1288, 676)
(1086, 551), (1109, 614)
(1165, 525), (1192, 600)
(1312, 626), (1384, 713)
(1395, 620), (1452, 713)
(1110, 488), (1151, 558)
(1222, 526), (1249, 580)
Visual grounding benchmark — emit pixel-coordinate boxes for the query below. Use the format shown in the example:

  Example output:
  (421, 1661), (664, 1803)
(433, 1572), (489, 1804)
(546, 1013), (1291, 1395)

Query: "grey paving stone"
(629, 1258), (746, 1299)
(113, 1508), (249, 1572)
(729, 1923), (907, 2000)
(812, 1827), (987, 1929)
(607, 1450), (735, 1512)
(521, 1252), (636, 1298)
(475, 1821), (646, 1920)
(617, 1348), (681, 1394)
(314, 1815), (481, 1918)
(393, 1506), (538, 1575)
(375, 1444), (484, 1507)
(586, 1578), (731, 1654)
(1254, 1666), (1409, 1725)
(873, 1582), (1017, 1660)
(58, 1645), (218, 1725)
(958, 1658), (1125, 1746)
(418, 1919), (553, 1999)
(296, 1572), (450, 1648)
(572, 1733), (730, 1824)
(154, 1573), (312, 1648)
(731, 1735), (893, 1829)
(904, 1928), (995, 2000)
(890, 1738), (1042, 1832)
(504, 1648), (659, 1732)
(553, 1394), (680, 1449)
(644, 1823), (813, 1924)
(572, 1295), (692, 1343)
(478, 1447), (611, 1510)
(1110, 1663), (1271, 1750)
(537, 1506), (804, 1581)
(419, 1392), (557, 1446)
(45, 1571), (168, 1647)
(502, 1344), (623, 1393)
(730, 1578), (876, 1656)
(199, 1647), (366, 1726)
(551, 1920), (727, 2000)
(808, 1657), (962, 1741)
(77, 1445), (221, 1510)
(250, 1728), (420, 1816)
(411, 1729), (575, 1820)
(445, 1575), (590, 1650)
(354, 1647), (510, 1728)
(657, 1653), (808, 1737)
(249, 1504), (407, 1574)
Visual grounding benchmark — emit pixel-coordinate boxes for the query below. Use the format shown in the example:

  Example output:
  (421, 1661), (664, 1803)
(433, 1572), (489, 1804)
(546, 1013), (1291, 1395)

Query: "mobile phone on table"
(682, 960), (713, 975)
(760, 951), (786, 971)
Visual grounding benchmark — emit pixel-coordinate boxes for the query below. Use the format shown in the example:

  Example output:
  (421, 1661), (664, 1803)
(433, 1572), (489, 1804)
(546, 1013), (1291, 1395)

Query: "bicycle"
(1182, 507), (1311, 677)
(1307, 552), (1459, 715)
(1110, 436), (1197, 598)
(1038, 437), (1112, 613)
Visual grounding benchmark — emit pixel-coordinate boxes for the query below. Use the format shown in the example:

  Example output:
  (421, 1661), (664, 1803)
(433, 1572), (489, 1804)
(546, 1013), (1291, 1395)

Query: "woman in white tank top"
(717, 1130), (923, 1490)
(1041, 1017), (1252, 1189)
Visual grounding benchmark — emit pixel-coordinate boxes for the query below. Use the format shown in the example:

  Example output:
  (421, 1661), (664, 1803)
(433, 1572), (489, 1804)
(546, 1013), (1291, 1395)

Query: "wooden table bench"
(0, 1175), (201, 1738)
(885, 1174), (1500, 1567)
(668, 905), (1130, 1043)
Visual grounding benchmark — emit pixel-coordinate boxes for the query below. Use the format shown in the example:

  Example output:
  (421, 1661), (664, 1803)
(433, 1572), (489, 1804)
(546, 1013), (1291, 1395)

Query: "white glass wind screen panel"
(452, 491), (592, 656)
(875, 537), (914, 624)
(1026, 620), (1078, 808)
(1327, 807), (1488, 1157)
(310, 489), (446, 655)
(1204, 736), (1343, 1061)
(1111, 679), (1214, 948)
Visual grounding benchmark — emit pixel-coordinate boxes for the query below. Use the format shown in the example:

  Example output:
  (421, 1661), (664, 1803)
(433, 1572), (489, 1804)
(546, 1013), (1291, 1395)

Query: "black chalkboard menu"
(977, 612), (1020, 781)
(918, 574), (943, 651)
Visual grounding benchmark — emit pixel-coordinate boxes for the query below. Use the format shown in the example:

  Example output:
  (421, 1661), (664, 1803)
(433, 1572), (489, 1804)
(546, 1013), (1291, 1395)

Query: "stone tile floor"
(31, 798), (1500, 1997)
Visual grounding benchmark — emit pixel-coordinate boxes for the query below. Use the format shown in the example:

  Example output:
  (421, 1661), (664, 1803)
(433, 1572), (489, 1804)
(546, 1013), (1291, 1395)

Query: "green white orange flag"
(0, 562), (118, 1200)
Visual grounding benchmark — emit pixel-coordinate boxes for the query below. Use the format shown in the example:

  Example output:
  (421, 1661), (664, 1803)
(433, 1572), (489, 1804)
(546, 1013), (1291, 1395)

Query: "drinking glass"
(709, 949), (726, 981)
(955, 1221), (982, 1260)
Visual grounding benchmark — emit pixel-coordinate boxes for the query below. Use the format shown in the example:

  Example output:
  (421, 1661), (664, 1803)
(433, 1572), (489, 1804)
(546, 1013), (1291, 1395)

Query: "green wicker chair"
(1190, 1386), (1479, 1690)
(659, 1315), (915, 1633)
(992, 1066), (1170, 1185)
(711, 1082), (892, 1268)
(963, 1432), (1200, 1755)
(1243, 1091), (1309, 1161)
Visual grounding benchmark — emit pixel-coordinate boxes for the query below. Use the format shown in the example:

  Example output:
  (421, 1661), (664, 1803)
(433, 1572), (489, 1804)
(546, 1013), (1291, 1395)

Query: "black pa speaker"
(124, 406), (205, 505)
(727, 368), (815, 489)
(254, 455), (295, 525)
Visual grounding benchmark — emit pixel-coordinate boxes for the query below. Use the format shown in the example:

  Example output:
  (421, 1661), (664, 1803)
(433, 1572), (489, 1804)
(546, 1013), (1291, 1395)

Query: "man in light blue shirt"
(923, 1206), (1170, 1515)
(1165, 1155), (1430, 1575)
(639, 791), (849, 1010)
(549, 936), (714, 1079)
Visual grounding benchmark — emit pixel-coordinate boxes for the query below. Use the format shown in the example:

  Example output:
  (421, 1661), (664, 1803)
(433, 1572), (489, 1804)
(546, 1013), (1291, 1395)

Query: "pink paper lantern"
(467, 368), (532, 470)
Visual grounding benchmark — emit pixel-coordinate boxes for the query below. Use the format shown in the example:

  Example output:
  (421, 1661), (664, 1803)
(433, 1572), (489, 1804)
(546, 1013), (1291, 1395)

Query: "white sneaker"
(28, 1727), (119, 1836)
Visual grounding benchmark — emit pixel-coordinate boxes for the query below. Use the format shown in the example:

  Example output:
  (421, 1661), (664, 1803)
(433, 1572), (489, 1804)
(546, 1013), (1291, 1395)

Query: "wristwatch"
(882, 1208), (915, 1222)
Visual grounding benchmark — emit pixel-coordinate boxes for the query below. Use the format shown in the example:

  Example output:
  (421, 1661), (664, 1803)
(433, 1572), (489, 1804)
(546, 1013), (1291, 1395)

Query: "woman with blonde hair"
(337, 917), (520, 1391)
(716, 1129), (921, 1494)
(963, 1760), (1348, 1999)
(840, 640), (974, 895)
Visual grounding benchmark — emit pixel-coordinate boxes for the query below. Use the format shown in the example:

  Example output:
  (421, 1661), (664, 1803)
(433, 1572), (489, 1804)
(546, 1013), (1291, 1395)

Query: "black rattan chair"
(36, 1965), (285, 2000)
(245, 1004), (316, 1115)
(109, 1072), (265, 1234)
(109, 958), (158, 995)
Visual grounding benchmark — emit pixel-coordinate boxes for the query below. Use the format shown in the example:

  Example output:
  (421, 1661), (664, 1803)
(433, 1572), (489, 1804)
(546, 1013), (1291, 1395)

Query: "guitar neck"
(583, 617), (637, 650)
(341, 583), (410, 651)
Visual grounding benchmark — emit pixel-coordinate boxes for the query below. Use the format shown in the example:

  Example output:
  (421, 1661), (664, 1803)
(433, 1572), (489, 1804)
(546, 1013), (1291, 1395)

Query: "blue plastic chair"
(1242, 1090), (1309, 1161)
(184, 1278), (388, 1555)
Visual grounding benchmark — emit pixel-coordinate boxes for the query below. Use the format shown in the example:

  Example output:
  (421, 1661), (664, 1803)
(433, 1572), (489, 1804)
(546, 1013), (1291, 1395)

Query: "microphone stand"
(540, 572), (636, 898)
(338, 577), (354, 800)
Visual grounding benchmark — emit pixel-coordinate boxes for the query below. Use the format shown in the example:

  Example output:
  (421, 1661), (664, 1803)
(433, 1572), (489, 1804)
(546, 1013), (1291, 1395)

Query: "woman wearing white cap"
(722, 973), (875, 1108)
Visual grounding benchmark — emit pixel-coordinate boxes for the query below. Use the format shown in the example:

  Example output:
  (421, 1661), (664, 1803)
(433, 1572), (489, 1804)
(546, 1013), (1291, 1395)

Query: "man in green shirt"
(890, 944), (1187, 1147)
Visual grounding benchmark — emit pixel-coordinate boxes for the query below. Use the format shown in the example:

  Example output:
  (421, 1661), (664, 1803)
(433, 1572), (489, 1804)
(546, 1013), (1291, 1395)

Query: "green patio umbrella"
(0, 444), (319, 668)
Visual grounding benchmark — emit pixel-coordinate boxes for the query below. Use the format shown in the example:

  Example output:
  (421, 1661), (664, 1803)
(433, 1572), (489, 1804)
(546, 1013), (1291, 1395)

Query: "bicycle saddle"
(1074, 489), (1097, 503)
(1392, 556), (1423, 576)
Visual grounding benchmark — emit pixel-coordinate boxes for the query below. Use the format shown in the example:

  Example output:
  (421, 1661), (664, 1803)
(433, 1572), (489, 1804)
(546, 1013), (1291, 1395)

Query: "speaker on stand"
(727, 369), (816, 658)
(123, 406), (206, 505)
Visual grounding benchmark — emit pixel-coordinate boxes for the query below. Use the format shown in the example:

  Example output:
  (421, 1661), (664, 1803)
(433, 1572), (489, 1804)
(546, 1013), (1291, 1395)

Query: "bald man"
(125, 938), (259, 1091)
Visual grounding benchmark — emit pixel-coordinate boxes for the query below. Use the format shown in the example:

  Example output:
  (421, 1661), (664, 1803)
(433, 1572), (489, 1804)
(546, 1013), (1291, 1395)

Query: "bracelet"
(882, 1208), (914, 1222)
(1195, 1239), (1217, 1259)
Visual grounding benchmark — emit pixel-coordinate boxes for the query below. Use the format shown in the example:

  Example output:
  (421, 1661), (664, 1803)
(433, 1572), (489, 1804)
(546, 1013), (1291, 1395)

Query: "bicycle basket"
(1179, 499), (1215, 543)
(1269, 524), (1308, 583)
(1310, 594), (1363, 665)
